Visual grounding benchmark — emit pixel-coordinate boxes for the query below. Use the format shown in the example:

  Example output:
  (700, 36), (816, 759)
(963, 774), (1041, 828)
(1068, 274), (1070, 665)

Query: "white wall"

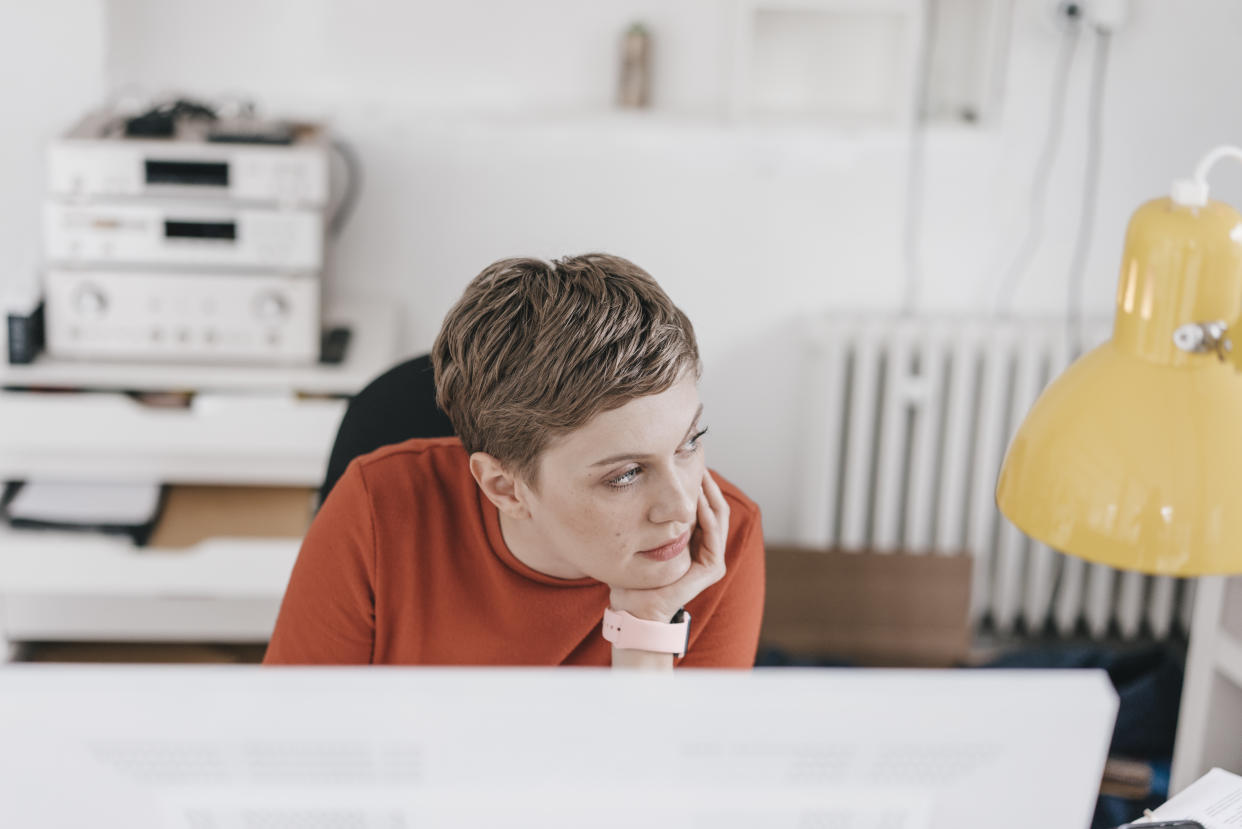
(0, 1), (106, 297)
(6, 0), (1242, 541)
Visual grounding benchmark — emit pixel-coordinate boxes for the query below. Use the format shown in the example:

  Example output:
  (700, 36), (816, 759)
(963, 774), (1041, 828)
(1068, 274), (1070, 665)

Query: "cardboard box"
(148, 485), (315, 549)
(760, 546), (972, 667)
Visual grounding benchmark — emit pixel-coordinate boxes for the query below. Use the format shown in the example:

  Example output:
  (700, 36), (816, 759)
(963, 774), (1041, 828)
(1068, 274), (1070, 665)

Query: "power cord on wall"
(991, 7), (1083, 314)
(1017, 4), (1122, 642)
(900, 0), (941, 317)
(328, 138), (363, 238)
(1065, 26), (1113, 359)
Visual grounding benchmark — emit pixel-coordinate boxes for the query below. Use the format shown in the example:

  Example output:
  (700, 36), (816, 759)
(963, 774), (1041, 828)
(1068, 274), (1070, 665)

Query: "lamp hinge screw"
(1173, 321), (1232, 361)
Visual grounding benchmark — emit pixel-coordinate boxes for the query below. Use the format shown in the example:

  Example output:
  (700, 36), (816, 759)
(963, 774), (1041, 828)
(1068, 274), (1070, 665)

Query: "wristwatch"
(601, 607), (692, 657)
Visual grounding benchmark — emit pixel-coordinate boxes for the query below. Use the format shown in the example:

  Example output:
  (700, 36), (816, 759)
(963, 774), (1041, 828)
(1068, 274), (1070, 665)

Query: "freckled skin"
(496, 374), (706, 590)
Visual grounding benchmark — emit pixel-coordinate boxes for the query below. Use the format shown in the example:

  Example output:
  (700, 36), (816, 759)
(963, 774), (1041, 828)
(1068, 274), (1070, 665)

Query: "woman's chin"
(624, 551), (692, 589)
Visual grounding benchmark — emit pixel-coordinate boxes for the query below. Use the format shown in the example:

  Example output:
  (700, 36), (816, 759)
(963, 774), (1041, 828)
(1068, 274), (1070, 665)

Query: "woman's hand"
(608, 469), (730, 623)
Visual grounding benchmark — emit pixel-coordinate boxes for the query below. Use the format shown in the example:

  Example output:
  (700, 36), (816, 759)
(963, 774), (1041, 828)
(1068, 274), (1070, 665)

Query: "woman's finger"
(703, 470), (730, 521)
(695, 489), (726, 569)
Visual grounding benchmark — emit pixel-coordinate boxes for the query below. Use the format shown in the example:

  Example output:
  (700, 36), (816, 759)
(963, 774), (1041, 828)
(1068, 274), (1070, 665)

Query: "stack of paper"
(4, 481), (163, 543)
(1134, 768), (1242, 828)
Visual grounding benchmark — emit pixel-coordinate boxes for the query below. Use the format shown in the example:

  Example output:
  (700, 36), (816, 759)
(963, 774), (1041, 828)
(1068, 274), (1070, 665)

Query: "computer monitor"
(0, 665), (1116, 828)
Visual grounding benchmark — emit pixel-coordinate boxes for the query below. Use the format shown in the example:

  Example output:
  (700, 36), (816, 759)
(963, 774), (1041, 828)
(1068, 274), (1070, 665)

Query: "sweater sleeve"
(263, 460), (377, 665)
(678, 492), (766, 669)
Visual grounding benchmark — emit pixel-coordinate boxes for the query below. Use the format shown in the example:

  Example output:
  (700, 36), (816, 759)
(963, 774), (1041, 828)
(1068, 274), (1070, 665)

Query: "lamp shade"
(996, 197), (1242, 576)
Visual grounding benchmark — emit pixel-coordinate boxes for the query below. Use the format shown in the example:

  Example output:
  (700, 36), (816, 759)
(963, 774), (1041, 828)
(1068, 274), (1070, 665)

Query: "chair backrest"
(319, 354), (455, 505)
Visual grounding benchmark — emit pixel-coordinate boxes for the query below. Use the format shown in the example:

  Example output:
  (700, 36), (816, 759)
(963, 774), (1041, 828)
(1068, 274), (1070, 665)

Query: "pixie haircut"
(431, 253), (701, 485)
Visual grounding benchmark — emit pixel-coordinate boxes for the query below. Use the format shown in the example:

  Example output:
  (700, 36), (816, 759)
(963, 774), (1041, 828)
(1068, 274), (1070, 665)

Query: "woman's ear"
(469, 452), (532, 519)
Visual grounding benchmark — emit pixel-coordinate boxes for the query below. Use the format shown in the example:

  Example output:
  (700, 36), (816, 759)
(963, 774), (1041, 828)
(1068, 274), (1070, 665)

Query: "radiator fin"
(800, 316), (1190, 640)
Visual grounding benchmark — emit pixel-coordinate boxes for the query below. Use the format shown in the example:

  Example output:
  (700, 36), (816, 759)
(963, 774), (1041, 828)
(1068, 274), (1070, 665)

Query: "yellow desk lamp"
(996, 145), (1242, 792)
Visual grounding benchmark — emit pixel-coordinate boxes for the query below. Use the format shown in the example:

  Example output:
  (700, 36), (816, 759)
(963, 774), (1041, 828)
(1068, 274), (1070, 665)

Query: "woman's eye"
(608, 467), (640, 488)
(683, 426), (709, 452)
(606, 427), (708, 488)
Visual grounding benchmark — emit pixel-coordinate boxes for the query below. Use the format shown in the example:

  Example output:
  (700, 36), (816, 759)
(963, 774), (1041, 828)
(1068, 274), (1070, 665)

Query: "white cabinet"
(1172, 575), (1242, 793)
(0, 301), (400, 660)
(0, 391), (348, 485)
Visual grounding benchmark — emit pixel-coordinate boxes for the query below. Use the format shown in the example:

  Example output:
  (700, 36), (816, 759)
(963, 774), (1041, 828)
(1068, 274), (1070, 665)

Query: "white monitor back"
(0, 666), (1117, 829)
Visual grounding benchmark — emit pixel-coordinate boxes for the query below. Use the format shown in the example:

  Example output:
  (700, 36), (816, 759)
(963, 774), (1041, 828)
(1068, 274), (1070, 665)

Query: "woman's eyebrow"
(589, 404), (704, 467)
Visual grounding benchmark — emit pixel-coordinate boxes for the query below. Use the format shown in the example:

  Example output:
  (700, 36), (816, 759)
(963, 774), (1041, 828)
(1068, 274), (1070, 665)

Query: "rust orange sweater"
(264, 437), (765, 666)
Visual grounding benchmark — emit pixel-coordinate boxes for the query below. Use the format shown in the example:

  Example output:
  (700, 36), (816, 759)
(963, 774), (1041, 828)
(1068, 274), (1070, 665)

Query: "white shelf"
(0, 390), (346, 485)
(383, 107), (1006, 152)
(0, 297), (403, 653)
(0, 526), (297, 644)
(0, 297), (405, 486)
(2, 596), (280, 643)
(0, 298), (399, 395)
(0, 525), (297, 597)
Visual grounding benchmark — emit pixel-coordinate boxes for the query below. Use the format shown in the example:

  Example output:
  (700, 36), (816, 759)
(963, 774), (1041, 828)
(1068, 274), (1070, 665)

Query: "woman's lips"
(637, 531), (691, 562)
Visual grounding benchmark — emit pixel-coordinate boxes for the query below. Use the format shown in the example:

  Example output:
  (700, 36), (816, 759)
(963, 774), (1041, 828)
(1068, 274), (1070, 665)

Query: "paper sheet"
(1141, 768), (1242, 827)
(6, 480), (161, 525)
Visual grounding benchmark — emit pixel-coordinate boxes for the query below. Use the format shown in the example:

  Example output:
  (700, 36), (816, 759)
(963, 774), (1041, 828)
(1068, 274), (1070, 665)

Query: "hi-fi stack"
(42, 108), (331, 365)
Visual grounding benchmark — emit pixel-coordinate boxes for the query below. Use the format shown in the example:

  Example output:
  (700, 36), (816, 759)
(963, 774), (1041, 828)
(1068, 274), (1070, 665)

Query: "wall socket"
(1048, 0), (1128, 33)
(1049, 0), (1085, 33)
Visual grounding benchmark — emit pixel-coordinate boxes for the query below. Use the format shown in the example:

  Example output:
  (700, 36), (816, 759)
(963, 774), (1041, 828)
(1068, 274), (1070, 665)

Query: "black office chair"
(319, 354), (455, 506)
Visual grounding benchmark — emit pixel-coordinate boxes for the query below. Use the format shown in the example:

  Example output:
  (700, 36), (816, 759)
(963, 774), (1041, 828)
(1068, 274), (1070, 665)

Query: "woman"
(264, 253), (764, 668)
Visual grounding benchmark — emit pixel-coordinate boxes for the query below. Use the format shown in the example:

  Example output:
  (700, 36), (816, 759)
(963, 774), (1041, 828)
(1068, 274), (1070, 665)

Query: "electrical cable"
(328, 138), (363, 238)
(991, 18), (1081, 314)
(120, 96), (218, 137)
(1065, 27), (1112, 359)
(996, 9), (1086, 631)
(1035, 21), (1116, 637)
(900, 0), (941, 316)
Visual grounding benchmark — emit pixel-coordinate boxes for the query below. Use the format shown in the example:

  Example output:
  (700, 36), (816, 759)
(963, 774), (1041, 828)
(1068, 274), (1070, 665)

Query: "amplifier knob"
(253, 291), (290, 320)
(74, 284), (108, 318)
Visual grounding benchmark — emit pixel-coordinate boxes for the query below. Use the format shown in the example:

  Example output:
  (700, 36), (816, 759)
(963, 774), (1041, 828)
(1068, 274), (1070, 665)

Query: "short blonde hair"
(431, 253), (700, 484)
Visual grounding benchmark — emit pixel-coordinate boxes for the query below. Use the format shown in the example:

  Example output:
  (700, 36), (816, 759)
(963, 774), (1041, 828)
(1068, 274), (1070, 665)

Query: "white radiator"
(795, 315), (1193, 641)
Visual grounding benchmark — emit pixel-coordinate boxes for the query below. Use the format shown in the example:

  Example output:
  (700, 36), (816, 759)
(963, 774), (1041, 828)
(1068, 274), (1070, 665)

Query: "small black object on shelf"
(122, 98), (218, 139)
(7, 299), (44, 365)
(319, 326), (351, 365)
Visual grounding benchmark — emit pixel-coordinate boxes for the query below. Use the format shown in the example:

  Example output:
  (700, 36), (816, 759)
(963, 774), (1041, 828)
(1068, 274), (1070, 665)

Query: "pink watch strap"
(601, 607), (691, 657)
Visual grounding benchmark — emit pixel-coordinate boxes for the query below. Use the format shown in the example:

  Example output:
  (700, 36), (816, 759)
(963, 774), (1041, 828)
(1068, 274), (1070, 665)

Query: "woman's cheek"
(685, 455), (707, 499)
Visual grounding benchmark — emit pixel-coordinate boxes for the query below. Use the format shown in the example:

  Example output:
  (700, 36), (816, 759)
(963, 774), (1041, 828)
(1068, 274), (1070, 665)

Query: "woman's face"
(511, 372), (707, 590)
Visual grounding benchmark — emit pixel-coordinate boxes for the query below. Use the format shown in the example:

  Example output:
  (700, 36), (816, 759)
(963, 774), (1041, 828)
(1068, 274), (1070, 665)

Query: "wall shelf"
(0, 527), (297, 598)
(0, 391), (347, 485)
(0, 299), (398, 395)
(0, 524), (299, 649)
(0, 298), (402, 657)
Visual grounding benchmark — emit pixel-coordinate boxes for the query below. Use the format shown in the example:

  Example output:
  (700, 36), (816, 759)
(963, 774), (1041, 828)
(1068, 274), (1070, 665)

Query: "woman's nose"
(648, 469), (697, 526)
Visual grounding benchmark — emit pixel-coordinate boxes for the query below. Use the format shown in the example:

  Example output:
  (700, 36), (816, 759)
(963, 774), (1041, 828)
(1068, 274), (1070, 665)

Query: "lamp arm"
(1193, 146), (1242, 189)
(1172, 145), (1242, 207)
